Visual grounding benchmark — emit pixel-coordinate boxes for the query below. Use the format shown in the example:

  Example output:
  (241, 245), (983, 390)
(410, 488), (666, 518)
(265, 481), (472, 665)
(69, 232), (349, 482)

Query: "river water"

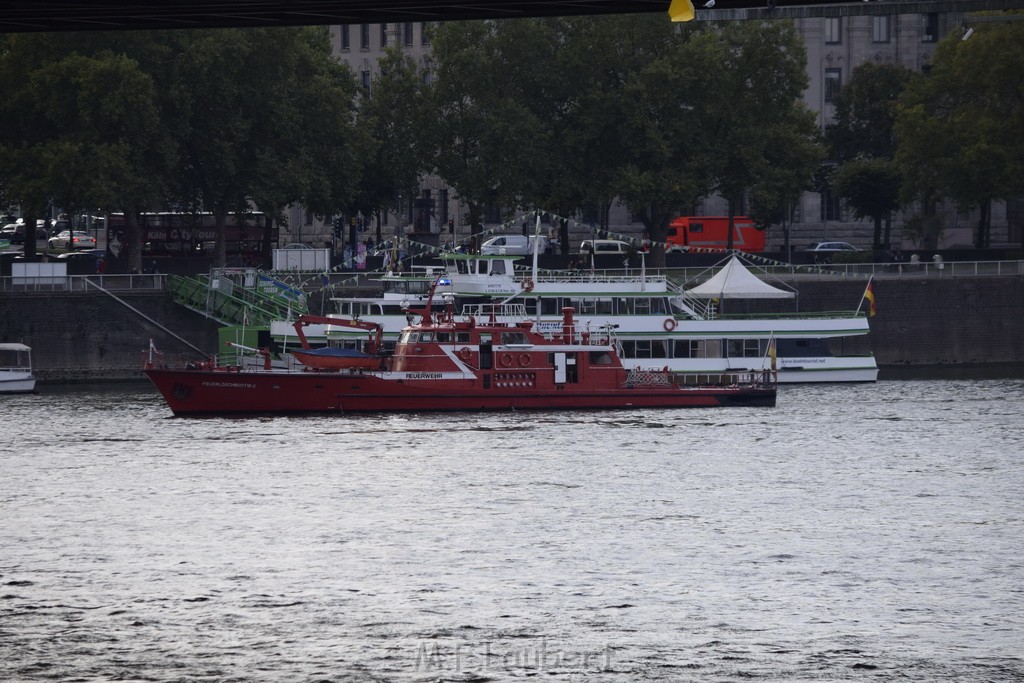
(2, 376), (1023, 681)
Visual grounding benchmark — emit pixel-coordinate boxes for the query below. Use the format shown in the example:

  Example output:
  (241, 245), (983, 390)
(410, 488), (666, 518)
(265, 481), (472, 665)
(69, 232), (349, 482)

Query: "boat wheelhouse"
(0, 342), (36, 393)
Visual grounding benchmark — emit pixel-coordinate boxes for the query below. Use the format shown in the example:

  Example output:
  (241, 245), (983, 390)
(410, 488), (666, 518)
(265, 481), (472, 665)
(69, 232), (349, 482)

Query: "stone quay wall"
(2, 275), (1023, 383)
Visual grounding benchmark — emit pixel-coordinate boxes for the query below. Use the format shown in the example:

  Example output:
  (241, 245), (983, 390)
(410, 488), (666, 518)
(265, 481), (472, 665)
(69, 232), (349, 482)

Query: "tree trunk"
(873, 215), (883, 250)
(976, 199), (990, 249)
(726, 202), (736, 251)
(214, 205), (228, 268)
(261, 206), (279, 270)
(883, 214), (892, 251)
(923, 199), (940, 250)
(21, 211), (39, 261)
(124, 209), (143, 274)
(466, 203), (483, 253)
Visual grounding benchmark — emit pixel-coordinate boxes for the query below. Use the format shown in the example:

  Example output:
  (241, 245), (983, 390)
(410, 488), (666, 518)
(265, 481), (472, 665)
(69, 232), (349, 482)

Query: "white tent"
(685, 255), (795, 299)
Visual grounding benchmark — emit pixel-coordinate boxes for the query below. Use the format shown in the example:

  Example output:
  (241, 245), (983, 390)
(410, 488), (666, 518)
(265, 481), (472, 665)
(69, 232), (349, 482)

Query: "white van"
(481, 234), (548, 255)
(579, 239), (631, 255)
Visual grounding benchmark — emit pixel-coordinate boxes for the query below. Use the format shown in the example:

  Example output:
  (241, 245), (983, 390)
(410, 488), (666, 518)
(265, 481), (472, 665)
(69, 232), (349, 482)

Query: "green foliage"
(0, 27), (361, 269)
(353, 48), (432, 233)
(895, 13), (1024, 248)
(826, 62), (915, 162)
(833, 158), (901, 248)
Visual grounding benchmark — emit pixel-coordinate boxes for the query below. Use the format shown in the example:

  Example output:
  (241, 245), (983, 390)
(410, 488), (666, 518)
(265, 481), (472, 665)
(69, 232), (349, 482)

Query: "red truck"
(666, 216), (765, 253)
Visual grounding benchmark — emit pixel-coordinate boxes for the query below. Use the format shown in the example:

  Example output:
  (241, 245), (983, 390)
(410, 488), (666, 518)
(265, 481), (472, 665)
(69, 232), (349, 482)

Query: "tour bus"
(105, 211), (277, 268)
(666, 215), (764, 253)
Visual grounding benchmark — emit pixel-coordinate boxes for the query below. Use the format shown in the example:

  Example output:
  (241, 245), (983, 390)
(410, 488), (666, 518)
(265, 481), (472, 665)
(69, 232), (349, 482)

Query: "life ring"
(518, 353), (531, 368)
(521, 277), (535, 292)
(663, 318), (677, 332)
(458, 347), (472, 361)
(500, 353), (514, 368)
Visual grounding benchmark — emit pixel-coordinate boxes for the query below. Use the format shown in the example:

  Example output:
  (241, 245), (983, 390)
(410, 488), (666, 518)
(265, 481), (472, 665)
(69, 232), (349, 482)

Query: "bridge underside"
(0, 0), (1018, 34)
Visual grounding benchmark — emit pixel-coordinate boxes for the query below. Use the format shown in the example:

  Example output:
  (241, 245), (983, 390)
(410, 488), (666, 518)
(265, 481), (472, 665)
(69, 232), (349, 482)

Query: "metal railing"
(0, 273), (166, 293)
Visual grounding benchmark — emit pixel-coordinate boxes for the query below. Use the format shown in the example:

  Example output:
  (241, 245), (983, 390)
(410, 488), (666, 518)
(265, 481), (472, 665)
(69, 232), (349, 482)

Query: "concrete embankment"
(2, 275), (1023, 383)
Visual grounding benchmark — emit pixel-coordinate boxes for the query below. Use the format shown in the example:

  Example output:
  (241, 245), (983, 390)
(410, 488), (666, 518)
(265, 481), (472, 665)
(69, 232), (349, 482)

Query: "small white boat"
(0, 342), (37, 393)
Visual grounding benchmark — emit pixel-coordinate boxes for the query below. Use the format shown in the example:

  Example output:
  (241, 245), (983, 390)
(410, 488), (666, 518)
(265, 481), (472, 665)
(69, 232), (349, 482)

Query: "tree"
(833, 158), (902, 250)
(353, 48), (433, 245)
(701, 20), (820, 251)
(896, 15), (1024, 249)
(826, 62), (915, 163)
(428, 20), (551, 249)
(166, 27), (363, 267)
(0, 33), (173, 269)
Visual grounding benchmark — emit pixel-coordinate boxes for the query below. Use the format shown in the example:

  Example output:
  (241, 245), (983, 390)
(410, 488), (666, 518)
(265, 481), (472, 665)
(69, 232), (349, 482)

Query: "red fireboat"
(144, 282), (776, 416)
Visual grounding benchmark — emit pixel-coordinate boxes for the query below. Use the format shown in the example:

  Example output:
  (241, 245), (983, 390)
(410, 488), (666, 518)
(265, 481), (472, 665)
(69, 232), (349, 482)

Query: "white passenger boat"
(270, 253), (878, 384)
(0, 342), (37, 393)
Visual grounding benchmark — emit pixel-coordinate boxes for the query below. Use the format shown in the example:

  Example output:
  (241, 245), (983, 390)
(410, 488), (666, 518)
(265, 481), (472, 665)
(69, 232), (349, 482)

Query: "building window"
(404, 22), (414, 46)
(421, 22), (431, 46)
(825, 17), (842, 44)
(360, 24), (370, 50)
(820, 186), (842, 222)
(380, 23), (388, 48)
(922, 13), (939, 42)
(872, 16), (890, 43)
(360, 70), (371, 89)
(824, 68), (842, 104)
(340, 25), (350, 50)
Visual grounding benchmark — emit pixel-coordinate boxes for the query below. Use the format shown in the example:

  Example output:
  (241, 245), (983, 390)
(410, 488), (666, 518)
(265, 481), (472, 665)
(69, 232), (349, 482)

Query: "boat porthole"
(518, 353), (530, 367)
(500, 353), (514, 368)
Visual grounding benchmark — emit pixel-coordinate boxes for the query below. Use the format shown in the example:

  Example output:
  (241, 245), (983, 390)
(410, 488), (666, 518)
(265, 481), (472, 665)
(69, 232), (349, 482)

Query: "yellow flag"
(668, 0), (695, 22)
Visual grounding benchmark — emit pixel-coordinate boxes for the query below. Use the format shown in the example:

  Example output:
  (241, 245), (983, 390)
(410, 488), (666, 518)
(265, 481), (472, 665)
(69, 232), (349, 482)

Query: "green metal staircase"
(168, 273), (308, 327)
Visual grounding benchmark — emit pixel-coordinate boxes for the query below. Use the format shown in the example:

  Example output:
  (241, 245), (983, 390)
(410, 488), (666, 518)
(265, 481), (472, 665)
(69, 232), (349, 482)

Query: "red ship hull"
(145, 299), (776, 417)
(144, 367), (775, 416)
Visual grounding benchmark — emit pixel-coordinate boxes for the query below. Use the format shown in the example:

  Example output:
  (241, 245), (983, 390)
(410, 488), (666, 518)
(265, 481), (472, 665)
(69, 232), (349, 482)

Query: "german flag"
(863, 279), (877, 317)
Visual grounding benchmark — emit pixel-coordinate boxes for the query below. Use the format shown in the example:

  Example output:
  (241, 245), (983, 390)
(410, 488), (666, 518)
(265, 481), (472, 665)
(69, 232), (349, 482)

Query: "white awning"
(0, 343), (31, 351)
(685, 255), (795, 299)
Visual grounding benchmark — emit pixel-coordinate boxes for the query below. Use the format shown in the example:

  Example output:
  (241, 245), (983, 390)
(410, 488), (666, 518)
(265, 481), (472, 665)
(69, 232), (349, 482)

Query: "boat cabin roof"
(0, 343), (31, 351)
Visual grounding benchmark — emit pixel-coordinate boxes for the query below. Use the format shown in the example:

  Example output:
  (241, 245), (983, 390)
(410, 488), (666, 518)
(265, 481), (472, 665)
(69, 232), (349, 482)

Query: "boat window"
(435, 332), (451, 343)
(589, 351), (614, 365)
(456, 332), (472, 343)
(633, 298), (651, 314)
(540, 297), (561, 315)
(456, 261), (469, 274)
(625, 340), (669, 359)
(650, 298), (667, 315)
(574, 298), (597, 315)
(501, 331), (528, 345)
(523, 299), (538, 316)
(478, 261), (489, 275)
(617, 298), (630, 315)
(399, 331), (416, 345)
(596, 298), (613, 315)
(673, 339), (708, 358)
(491, 260), (506, 275)
(726, 339), (762, 358)
(419, 332), (433, 343)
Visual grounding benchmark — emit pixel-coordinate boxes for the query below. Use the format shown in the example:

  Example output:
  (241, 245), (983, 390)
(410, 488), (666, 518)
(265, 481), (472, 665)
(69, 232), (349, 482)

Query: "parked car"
(55, 251), (106, 273)
(481, 234), (549, 255)
(48, 230), (98, 251)
(806, 241), (859, 253)
(806, 241), (859, 263)
(1, 221), (48, 244)
(580, 239), (631, 255)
